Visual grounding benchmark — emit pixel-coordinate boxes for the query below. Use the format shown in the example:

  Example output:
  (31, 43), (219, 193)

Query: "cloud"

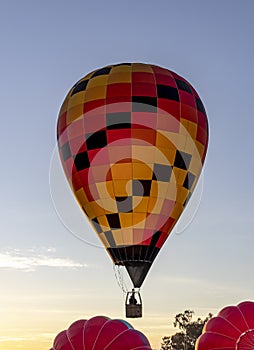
(0, 248), (87, 271)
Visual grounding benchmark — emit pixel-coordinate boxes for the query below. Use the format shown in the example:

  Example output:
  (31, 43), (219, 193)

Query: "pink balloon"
(50, 316), (152, 350)
(196, 301), (254, 350)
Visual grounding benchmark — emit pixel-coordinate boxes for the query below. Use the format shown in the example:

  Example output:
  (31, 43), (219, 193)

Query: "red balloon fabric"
(50, 316), (152, 350)
(196, 301), (254, 350)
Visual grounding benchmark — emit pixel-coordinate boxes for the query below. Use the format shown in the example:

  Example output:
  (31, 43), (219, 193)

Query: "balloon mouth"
(236, 329), (254, 350)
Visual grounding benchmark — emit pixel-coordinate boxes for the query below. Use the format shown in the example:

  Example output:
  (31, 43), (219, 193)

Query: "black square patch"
(157, 85), (179, 101)
(86, 130), (107, 150)
(106, 213), (121, 229)
(174, 151), (191, 170)
(71, 80), (88, 96)
(74, 151), (90, 171)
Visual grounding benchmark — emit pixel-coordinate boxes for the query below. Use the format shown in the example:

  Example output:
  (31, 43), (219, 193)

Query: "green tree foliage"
(161, 310), (212, 350)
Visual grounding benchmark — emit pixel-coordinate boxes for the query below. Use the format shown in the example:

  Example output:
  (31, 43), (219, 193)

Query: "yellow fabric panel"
(149, 180), (158, 198)
(170, 202), (184, 220)
(107, 72), (131, 83)
(196, 141), (205, 159)
(68, 91), (85, 109)
(133, 220), (145, 230)
(66, 105), (84, 125)
(133, 197), (149, 213)
(84, 85), (107, 102)
(110, 65), (132, 74)
(154, 147), (175, 166)
(112, 180), (131, 196)
(112, 230), (124, 246)
(176, 186), (189, 204)
(132, 213), (147, 227)
(182, 136), (196, 156)
(75, 188), (88, 206)
(176, 135), (189, 153)
(111, 162), (132, 180)
(119, 213), (133, 228)
(132, 63), (153, 73)
(147, 197), (156, 213)
(82, 202), (96, 219)
(96, 181), (114, 199)
(188, 155), (202, 175)
(186, 121), (198, 140)
(166, 182), (177, 201)
(172, 168), (187, 186)
(147, 197), (164, 214)
(99, 198), (117, 214)
(156, 130), (174, 148)
(89, 201), (105, 217)
(132, 162), (153, 180)
(180, 119), (197, 140)
(158, 182), (172, 199)
(162, 131), (188, 152)
(87, 75), (109, 88)
(132, 145), (155, 164)
(97, 215), (109, 228)
(121, 228), (134, 245)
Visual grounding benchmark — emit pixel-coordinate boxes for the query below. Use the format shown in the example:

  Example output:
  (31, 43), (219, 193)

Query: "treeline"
(160, 310), (212, 350)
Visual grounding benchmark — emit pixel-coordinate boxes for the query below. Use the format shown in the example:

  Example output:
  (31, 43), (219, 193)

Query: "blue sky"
(0, 1), (254, 349)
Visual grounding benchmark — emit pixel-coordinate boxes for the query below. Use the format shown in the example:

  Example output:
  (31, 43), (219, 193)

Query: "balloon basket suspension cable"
(113, 265), (143, 318)
(113, 265), (128, 295)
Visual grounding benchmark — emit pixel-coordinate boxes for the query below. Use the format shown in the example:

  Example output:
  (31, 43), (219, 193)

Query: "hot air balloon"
(57, 63), (208, 316)
(196, 301), (254, 350)
(50, 315), (152, 350)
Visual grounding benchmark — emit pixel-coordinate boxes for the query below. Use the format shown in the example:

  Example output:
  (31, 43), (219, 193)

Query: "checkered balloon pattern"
(57, 63), (208, 287)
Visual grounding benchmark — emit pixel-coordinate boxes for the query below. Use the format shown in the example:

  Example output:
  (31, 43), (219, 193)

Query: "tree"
(161, 310), (212, 350)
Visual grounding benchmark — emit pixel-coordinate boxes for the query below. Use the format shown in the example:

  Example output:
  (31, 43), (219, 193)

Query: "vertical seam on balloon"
(148, 64), (158, 251)
(130, 63), (134, 250)
(237, 304), (251, 331)
(66, 326), (76, 350)
(143, 64), (159, 263)
(104, 65), (116, 251)
(219, 310), (247, 335)
(72, 77), (87, 222)
(91, 318), (112, 350)
(102, 328), (132, 350)
(216, 315), (246, 336)
(83, 319), (86, 350)
(106, 65), (118, 250)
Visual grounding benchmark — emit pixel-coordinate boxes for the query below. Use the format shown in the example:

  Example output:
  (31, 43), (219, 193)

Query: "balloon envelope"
(57, 63), (209, 287)
(196, 301), (254, 350)
(50, 316), (152, 350)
